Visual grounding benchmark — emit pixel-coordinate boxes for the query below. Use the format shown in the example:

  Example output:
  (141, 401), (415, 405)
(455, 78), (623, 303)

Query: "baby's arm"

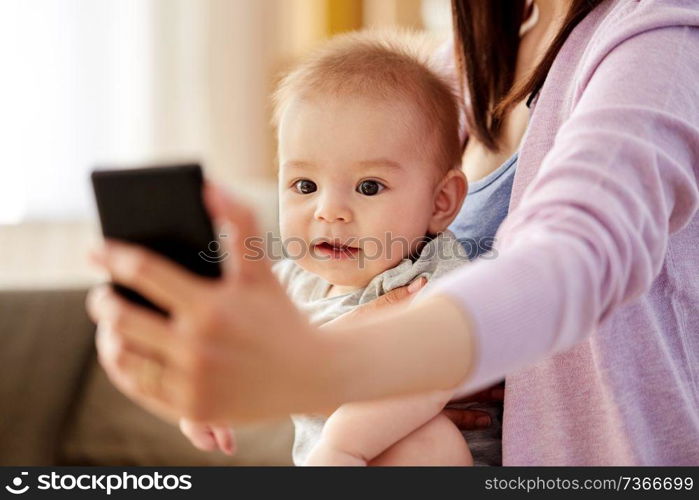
(304, 388), (471, 466)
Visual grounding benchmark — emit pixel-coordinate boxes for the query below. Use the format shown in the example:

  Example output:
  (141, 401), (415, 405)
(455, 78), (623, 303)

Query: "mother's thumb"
(203, 182), (266, 279)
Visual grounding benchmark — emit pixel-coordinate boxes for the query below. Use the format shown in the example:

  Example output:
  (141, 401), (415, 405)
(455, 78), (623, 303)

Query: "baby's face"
(277, 94), (441, 289)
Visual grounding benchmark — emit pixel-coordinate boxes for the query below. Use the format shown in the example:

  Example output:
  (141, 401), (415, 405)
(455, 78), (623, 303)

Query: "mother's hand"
(86, 184), (322, 425)
(442, 382), (505, 430)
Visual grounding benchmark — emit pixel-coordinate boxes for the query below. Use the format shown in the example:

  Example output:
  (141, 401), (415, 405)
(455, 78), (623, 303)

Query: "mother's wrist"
(325, 294), (476, 403)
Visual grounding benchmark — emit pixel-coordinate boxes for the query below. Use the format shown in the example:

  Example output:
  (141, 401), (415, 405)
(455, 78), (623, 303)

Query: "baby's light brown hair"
(272, 30), (462, 175)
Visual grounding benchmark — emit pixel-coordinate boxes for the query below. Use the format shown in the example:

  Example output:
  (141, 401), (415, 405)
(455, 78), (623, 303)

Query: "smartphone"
(91, 163), (222, 315)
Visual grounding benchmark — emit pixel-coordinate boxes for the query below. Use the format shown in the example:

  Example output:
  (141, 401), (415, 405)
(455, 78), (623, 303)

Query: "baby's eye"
(356, 180), (385, 196)
(293, 179), (317, 194)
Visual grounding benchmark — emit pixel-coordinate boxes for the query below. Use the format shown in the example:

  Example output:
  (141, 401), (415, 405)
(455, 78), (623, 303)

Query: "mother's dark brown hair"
(452, 0), (605, 151)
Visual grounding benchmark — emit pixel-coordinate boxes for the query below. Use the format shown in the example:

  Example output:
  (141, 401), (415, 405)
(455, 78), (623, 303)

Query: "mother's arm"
(87, 26), (698, 424)
(413, 25), (699, 394)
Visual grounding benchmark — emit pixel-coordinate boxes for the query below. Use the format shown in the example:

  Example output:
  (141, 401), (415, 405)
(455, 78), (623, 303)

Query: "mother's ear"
(427, 168), (468, 235)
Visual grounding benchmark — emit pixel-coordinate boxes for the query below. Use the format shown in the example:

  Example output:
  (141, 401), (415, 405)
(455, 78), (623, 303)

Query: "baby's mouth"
(313, 241), (361, 259)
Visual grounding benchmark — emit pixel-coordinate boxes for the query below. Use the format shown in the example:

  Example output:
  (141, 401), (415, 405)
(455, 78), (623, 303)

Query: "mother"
(87, 0), (699, 465)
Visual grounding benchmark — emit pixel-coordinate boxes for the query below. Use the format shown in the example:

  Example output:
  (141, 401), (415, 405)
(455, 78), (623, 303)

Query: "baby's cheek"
(358, 229), (421, 269)
(359, 237), (383, 261)
(279, 222), (306, 261)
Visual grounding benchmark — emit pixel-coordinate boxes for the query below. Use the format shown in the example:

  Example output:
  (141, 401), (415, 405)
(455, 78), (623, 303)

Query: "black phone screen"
(91, 163), (222, 315)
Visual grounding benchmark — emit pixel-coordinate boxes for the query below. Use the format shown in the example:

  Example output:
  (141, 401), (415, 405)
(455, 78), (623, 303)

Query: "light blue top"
(448, 152), (518, 259)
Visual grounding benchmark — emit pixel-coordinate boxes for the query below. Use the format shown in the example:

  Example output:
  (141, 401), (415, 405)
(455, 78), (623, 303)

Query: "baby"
(184, 31), (496, 466)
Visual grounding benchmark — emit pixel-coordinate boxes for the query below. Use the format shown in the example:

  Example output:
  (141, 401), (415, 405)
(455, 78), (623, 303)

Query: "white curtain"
(0, 0), (276, 223)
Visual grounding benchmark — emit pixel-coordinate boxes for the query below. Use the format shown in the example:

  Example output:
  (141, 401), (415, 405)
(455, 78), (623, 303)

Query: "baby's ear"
(428, 169), (467, 234)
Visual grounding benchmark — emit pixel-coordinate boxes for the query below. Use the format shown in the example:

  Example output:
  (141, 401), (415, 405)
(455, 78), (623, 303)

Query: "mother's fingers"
(212, 426), (236, 456)
(203, 183), (270, 282)
(441, 408), (493, 431)
(89, 240), (209, 312)
(86, 285), (173, 357)
(95, 324), (181, 424)
(383, 277), (427, 305)
(179, 419), (218, 451)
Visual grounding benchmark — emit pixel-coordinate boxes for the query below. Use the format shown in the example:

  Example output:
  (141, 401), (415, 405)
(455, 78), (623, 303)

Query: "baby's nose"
(314, 195), (352, 223)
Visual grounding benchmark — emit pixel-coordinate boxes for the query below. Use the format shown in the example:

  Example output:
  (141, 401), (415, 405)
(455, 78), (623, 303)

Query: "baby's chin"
(308, 266), (371, 289)
(301, 258), (398, 288)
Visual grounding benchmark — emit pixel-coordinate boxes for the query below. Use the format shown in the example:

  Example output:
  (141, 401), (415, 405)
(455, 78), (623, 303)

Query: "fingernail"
(408, 277), (426, 294)
(476, 416), (491, 428)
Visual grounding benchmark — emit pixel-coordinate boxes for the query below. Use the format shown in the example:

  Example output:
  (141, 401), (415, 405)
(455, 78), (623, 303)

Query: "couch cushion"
(0, 288), (95, 465)
(0, 287), (294, 466)
(59, 356), (293, 465)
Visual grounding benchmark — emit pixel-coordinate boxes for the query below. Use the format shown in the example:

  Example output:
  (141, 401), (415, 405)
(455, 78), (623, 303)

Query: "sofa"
(0, 287), (293, 466)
